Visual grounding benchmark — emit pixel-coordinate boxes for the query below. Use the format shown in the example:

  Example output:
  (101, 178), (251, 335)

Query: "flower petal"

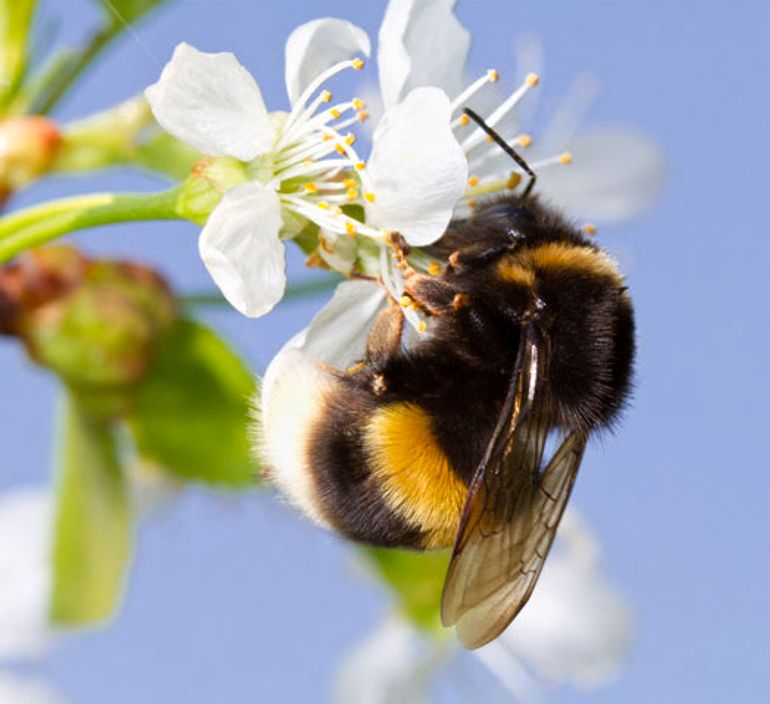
(378, 0), (470, 110)
(366, 87), (467, 246)
(0, 488), (53, 660)
(538, 128), (665, 223)
(145, 42), (274, 161)
(0, 674), (68, 704)
(333, 615), (438, 704)
(302, 279), (386, 369)
(198, 182), (285, 317)
(495, 511), (632, 687)
(284, 19), (371, 106)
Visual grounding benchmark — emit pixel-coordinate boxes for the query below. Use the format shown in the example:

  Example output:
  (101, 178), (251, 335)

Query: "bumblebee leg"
(387, 232), (420, 279)
(404, 275), (459, 316)
(366, 302), (404, 364)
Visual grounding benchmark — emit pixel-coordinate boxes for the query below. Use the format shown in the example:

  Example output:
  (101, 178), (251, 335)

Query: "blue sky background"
(2, 1), (769, 702)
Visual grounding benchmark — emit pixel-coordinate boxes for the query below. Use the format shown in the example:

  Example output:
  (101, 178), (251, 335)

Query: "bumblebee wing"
(440, 322), (587, 649)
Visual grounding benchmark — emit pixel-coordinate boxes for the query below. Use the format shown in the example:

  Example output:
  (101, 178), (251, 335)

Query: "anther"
(364, 192), (376, 203)
(452, 293), (469, 310)
(330, 108), (342, 119)
(346, 361), (365, 374)
(355, 161), (366, 171)
(345, 221), (357, 237)
(346, 188), (358, 201)
(459, 114), (470, 127)
(335, 144), (346, 155)
(583, 223), (598, 235)
(352, 98), (365, 110)
(559, 152), (573, 165)
(517, 134), (532, 148)
(526, 72), (540, 87)
(487, 69), (500, 82)
(352, 58), (365, 70)
(417, 320), (427, 334)
(400, 294), (413, 308)
(507, 172), (522, 190)
(468, 199), (478, 209)
(344, 133), (356, 145)
(321, 90), (333, 103)
(343, 178), (357, 188)
(304, 183), (318, 193)
(468, 175), (480, 187)
(317, 201), (330, 210)
(357, 110), (369, 122)
(323, 134), (333, 141)
(428, 261), (442, 276)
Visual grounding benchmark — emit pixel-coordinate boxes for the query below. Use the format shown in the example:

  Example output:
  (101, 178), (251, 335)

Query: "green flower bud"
(0, 116), (62, 197)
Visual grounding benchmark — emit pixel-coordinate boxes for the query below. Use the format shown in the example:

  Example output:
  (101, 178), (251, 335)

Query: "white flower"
(146, 23), (466, 317)
(0, 488), (53, 661)
(0, 674), (68, 704)
(336, 511), (631, 703)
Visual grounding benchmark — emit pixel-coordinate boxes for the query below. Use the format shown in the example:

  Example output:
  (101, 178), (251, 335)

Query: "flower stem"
(0, 187), (183, 263)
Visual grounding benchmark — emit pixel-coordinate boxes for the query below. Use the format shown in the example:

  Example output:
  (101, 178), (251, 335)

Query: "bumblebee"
(260, 110), (635, 649)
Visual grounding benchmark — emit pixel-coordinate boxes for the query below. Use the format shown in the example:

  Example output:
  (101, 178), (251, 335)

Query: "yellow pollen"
(355, 161), (366, 171)
(526, 72), (540, 87)
(304, 182), (318, 193)
(352, 58), (365, 70)
(345, 221), (357, 237)
(352, 98), (365, 110)
(559, 152), (573, 165)
(468, 199), (478, 209)
(357, 110), (369, 122)
(330, 108), (342, 119)
(400, 295), (413, 308)
(345, 133), (356, 146)
(346, 362), (365, 374)
(517, 134), (532, 148)
(323, 133), (333, 141)
(467, 175), (480, 187)
(335, 144), (346, 155)
(343, 178), (357, 188)
(507, 171), (522, 190)
(418, 320), (427, 333)
(317, 201), (330, 210)
(486, 135), (495, 143)
(583, 224), (598, 235)
(487, 69), (500, 82)
(364, 192), (376, 203)
(459, 114), (470, 126)
(428, 261), (442, 276)
(321, 90), (332, 103)
(346, 188), (359, 201)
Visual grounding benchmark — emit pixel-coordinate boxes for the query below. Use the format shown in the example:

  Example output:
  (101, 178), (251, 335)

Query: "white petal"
(284, 19), (371, 106)
(198, 182), (286, 318)
(333, 615), (439, 704)
(378, 0), (470, 109)
(366, 87), (467, 246)
(145, 42), (274, 161)
(0, 488), (53, 660)
(0, 674), (68, 704)
(538, 129), (665, 223)
(495, 511), (632, 687)
(302, 279), (386, 369)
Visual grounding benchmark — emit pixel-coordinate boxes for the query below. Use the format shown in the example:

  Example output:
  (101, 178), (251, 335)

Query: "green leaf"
(51, 392), (133, 625)
(363, 546), (451, 634)
(128, 319), (257, 486)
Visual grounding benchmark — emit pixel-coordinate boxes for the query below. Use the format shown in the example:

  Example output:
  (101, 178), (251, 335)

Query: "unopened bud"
(0, 116), (62, 197)
(1, 246), (177, 397)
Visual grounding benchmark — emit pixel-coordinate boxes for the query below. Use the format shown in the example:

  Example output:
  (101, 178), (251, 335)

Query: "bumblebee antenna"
(463, 107), (537, 199)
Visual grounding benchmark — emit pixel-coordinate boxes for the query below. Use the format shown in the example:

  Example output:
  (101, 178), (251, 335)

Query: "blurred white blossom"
(0, 488), (53, 661)
(0, 674), (68, 704)
(336, 511), (631, 703)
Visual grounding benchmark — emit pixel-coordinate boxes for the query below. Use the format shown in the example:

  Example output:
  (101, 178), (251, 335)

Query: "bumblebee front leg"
(403, 275), (461, 317)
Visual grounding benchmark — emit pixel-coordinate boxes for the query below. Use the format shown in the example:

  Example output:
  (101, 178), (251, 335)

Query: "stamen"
(345, 221), (357, 237)
(461, 73), (540, 153)
(428, 261), (442, 276)
(400, 294), (413, 308)
(364, 192), (376, 203)
(517, 134), (532, 148)
(583, 224), (598, 235)
(346, 188), (358, 201)
(283, 59), (365, 134)
(417, 320), (428, 334)
(304, 183), (318, 193)
(352, 98), (365, 110)
(468, 176), (480, 187)
(530, 152), (573, 169)
(450, 69), (501, 114)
